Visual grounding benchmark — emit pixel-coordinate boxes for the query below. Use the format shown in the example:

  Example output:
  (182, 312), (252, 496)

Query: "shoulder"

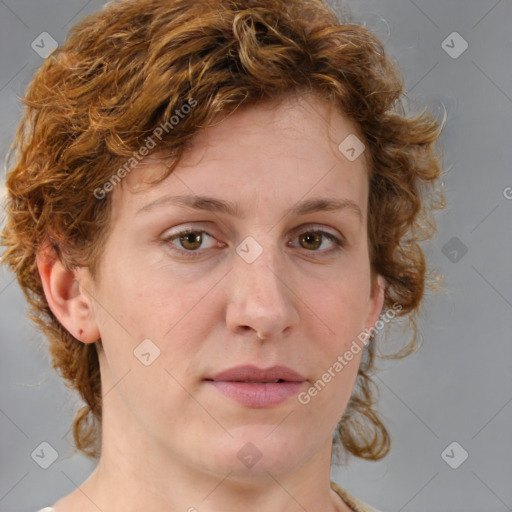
(330, 481), (383, 512)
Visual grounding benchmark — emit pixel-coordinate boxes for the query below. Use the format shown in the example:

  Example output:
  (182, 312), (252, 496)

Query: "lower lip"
(206, 381), (305, 408)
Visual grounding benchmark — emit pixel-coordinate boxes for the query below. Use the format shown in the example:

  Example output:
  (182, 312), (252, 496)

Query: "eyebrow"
(136, 194), (362, 223)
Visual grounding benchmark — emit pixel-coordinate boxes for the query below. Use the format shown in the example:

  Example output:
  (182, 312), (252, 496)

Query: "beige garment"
(38, 483), (382, 512)
(331, 481), (382, 512)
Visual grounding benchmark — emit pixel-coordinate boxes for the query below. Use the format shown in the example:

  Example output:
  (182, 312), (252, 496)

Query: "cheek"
(96, 244), (172, 333)
(95, 254), (223, 374)
(307, 271), (371, 335)
(300, 268), (371, 408)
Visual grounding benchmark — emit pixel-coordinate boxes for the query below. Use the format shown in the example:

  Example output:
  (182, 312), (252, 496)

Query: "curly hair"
(0, 0), (444, 462)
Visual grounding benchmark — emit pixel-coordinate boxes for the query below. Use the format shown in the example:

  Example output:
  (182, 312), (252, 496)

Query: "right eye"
(162, 228), (223, 258)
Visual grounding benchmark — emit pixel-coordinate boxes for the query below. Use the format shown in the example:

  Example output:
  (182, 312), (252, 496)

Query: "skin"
(37, 92), (385, 512)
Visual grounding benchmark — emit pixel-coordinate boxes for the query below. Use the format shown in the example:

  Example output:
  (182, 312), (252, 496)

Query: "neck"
(54, 413), (350, 511)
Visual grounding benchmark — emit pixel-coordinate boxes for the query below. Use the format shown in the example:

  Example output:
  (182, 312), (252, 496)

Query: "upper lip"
(207, 365), (306, 383)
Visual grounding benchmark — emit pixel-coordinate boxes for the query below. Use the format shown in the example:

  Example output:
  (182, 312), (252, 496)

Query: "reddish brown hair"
(1, 0), (444, 461)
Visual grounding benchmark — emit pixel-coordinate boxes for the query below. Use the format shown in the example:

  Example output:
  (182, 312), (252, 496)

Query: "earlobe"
(36, 245), (100, 344)
(365, 274), (386, 331)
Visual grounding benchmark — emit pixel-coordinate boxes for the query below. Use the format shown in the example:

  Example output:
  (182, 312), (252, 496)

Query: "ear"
(36, 245), (100, 344)
(364, 274), (386, 332)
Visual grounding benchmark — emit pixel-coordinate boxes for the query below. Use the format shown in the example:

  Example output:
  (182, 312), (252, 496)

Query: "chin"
(202, 427), (309, 479)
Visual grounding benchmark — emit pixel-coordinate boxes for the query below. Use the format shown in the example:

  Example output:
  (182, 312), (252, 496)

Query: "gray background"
(1, 1), (511, 511)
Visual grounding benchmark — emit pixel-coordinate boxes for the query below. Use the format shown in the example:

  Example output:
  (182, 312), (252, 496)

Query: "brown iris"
(299, 232), (322, 250)
(179, 232), (203, 250)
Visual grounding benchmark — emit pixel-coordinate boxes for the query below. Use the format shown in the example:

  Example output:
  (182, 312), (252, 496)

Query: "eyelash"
(162, 226), (345, 259)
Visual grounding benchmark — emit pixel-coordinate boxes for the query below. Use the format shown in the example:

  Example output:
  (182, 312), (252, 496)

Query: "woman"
(1, 0), (444, 510)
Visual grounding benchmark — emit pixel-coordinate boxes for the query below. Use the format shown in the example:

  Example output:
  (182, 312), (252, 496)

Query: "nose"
(225, 240), (300, 341)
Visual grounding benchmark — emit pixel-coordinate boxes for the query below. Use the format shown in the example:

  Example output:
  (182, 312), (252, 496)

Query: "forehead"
(113, 93), (368, 217)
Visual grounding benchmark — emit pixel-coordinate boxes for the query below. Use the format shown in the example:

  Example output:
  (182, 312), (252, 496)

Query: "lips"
(205, 365), (307, 408)
(207, 365), (306, 383)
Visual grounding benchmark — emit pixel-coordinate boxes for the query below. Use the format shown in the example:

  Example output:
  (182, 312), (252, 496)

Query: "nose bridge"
(235, 235), (286, 304)
(226, 234), (300, 338)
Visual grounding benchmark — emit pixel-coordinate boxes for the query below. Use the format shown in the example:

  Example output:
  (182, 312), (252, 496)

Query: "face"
(78, 93), (384, 480)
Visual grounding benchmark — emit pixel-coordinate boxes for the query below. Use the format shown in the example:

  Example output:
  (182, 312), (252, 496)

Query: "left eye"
(289, 229), (344, 252)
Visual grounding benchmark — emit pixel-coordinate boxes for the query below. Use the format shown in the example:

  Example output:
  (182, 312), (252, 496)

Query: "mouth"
(206, 364), (306, 383)
(204, 365), (307, 408)
(205, 378), (292, 384)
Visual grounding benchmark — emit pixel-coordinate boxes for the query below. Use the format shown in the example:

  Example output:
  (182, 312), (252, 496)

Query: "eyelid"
(290, 223), (345, 242)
